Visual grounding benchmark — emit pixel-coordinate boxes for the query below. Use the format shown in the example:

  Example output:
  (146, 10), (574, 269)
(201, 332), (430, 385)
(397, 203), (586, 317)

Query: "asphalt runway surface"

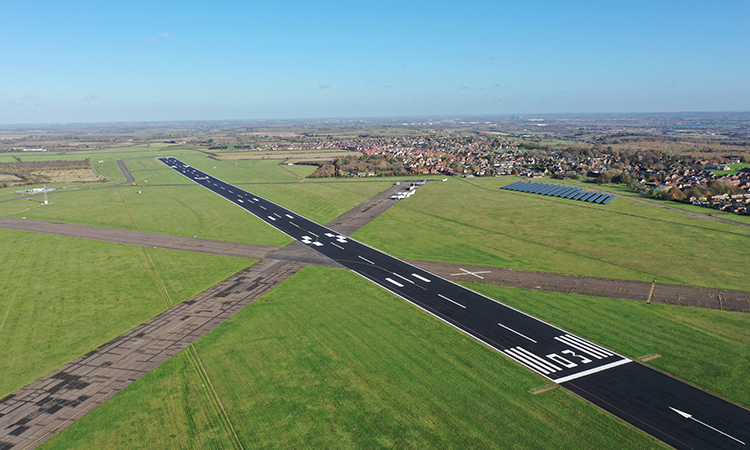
(153, 156), (750, 449)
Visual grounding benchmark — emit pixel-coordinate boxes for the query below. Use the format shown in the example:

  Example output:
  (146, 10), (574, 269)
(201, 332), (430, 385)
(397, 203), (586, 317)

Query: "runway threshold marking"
(554, 334), (613, 359)
(498, 323), (537, 343)
(553, 359), (631, 383)
(438, 293), (466, 309)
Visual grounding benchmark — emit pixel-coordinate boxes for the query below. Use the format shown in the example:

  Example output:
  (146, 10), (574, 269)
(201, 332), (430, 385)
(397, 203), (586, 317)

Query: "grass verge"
(0, 228), (252, 397)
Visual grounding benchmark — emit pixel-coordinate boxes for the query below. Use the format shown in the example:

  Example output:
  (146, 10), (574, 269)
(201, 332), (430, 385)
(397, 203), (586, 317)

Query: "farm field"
(0, 228), (252, 397)
(40, 266), (664, 450)
(353, 178), (750, 290)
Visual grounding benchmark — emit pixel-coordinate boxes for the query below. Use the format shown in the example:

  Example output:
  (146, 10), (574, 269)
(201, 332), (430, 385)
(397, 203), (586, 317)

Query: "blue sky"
(2, 0), (748, 124)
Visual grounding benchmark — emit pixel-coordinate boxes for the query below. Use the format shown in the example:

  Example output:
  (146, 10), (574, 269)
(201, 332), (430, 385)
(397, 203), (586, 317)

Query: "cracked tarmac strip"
(0, 259), (305, 450)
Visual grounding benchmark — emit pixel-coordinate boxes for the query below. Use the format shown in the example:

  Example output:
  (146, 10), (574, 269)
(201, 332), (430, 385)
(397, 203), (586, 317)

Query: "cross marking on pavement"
(450, 268), (492, 279)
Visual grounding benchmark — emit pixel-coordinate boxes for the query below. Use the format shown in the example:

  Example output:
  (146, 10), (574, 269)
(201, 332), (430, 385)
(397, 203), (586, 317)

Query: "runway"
(156, 156), (750, 449)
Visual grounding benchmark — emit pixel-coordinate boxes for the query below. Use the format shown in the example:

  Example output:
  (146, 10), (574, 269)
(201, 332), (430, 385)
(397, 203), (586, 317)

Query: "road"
(158, 157), (750, 450)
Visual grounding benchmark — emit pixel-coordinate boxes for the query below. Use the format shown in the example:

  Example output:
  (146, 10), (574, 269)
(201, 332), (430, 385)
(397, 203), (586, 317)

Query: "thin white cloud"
(147, 32), (171, 44)
(318, 84), (330, 89)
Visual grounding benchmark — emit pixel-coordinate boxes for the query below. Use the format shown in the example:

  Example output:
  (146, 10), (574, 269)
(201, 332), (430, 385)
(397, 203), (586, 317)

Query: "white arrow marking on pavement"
(669, 407), (746, 445)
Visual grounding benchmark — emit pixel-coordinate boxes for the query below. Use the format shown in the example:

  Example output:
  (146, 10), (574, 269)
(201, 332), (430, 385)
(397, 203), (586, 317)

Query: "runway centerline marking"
(386, 278), (404, 288)
(498, 323), (537, 343)
(358, 255), (375, 265)
(438, 293), (466, 309)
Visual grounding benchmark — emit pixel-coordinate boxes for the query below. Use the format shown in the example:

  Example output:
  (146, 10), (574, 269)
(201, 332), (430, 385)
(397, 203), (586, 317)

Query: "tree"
(665, 187), (686, 201)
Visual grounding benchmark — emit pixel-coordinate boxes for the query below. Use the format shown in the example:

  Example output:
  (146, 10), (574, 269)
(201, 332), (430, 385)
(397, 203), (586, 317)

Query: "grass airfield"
(0, 145), (747, 449)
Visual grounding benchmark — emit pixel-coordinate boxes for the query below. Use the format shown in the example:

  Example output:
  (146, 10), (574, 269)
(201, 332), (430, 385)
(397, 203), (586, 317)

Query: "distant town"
(2, 113), (749, 214)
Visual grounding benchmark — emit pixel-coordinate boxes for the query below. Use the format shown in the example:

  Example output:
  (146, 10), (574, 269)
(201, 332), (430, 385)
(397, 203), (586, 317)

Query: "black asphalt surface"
(159, 156), (750, 450)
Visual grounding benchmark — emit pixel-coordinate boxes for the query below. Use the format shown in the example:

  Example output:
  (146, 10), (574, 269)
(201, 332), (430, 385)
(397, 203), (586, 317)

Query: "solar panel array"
(502, 181), (614, 205)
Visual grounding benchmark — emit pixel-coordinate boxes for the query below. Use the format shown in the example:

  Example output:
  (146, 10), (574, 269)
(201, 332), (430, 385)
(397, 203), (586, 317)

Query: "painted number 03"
(546, 350), (593, 368)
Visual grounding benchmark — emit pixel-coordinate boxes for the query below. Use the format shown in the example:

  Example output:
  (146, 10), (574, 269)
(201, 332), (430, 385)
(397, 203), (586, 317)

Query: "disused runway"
(0, 258), (305, 450)
(1, 215), (748, 313)
(411, 260), (750, 313)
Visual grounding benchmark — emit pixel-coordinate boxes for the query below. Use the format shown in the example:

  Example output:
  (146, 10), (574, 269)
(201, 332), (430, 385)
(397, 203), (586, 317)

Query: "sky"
(2, 0), (748, 124)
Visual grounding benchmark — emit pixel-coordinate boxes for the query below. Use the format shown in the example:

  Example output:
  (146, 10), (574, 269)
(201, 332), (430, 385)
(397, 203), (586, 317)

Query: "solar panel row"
(502, 181), (614, 205)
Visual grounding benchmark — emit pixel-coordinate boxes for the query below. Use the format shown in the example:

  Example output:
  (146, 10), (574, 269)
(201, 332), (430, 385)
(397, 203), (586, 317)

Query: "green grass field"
(0, 183), (292, 246)
(353, 177), (750, 290)
(0, 228), (252, 397)
(41, 266), (665, 450)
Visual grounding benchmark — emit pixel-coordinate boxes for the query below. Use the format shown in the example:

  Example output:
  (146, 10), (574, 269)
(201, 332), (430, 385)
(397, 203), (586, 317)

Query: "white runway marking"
(498, 323), (537, 343)
(553, 359), (631, 383)
(332, 242), (344, 250)
(259, 205), (267, 210)
(412, 273), (431, 283)
(312, 242), (323, 247)
(358, 255), (375, 264)
(503, 348), (553, 374)
(274, 213), (281, 218)
(286, 214), (294, 219)
(451, 268), (491, 279)
(669, 407), (746, 445)
(438, 294), (465, 308)
(268, 216), (276, 221)
(386, 278), (404, 287)
(554, 334), (613, 359)
(289, 222), (300, 228)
